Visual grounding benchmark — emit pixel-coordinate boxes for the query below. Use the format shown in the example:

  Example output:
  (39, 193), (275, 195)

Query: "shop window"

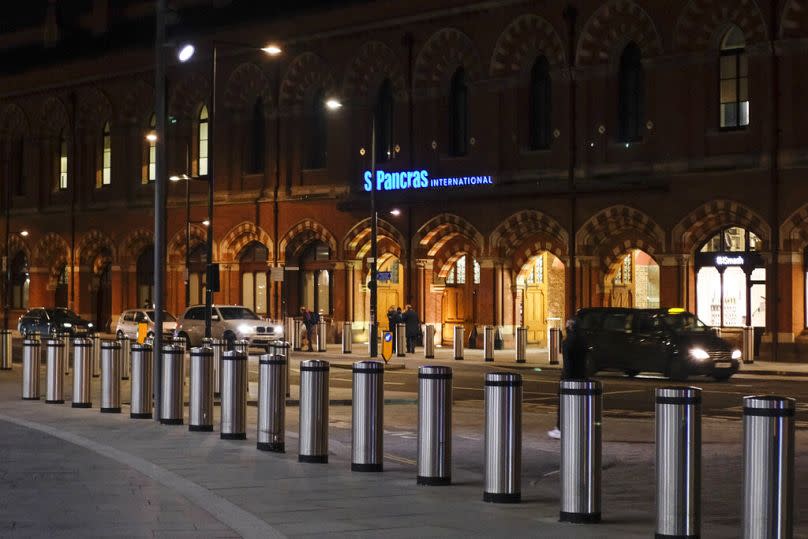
(700, 227), (761, 253)
(198, 105), (209, 176)
(375, 79), (394, 163)
(98, 121), (112, 187)
(59, 131), (68, 190)
(10, 251), (28, 309)
(240, 242), (269, 314)
(246, 98), (265, 174)
(449, 68), (468, 157)
(618, 42), (644, 142)
(144, 113), (156, 184)
(529, 56), (551, 150)
(304, 88), (327, 169)
(719, 25), (749, 129)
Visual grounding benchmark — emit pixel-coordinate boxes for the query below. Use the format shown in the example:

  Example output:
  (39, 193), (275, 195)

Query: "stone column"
(477, 257), (497, 326)
(658, 255), (681, 308)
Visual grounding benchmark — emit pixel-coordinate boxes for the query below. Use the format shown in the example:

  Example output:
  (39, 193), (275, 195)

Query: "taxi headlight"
(731, 349), (742, 360)
(274, 325), (283, 333)
(238, 324), (255, 335)
(62, 322), (72, 328)
(689, 348), (710, 361)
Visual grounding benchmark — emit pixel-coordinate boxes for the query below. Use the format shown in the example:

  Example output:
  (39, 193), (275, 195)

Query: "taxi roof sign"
(667, 307), (686, 314)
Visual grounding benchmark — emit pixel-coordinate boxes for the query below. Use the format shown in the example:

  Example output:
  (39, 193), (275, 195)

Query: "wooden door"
(441, 287), (465, 344)
(378, 285), (400, 327)
(524, 286), (546, 344)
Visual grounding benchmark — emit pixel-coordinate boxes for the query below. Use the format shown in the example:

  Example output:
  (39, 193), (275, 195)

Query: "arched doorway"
(441, 254), (479, 344)
(375, 253), (404, 319)
(10, 251), (29, 310)
(55, 264), (69, 308)
(298, 241), (332, 316)
(516, 252), (565, 344)
(240, 241), (270, 315)
(606, 250), (660, 308)
(695, 226), (764, 328)
(136, 247), (154, 308)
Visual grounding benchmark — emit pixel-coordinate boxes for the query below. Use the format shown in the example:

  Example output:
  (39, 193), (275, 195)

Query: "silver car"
(116, 309), (177, 340)
(174, 305), (283, 348)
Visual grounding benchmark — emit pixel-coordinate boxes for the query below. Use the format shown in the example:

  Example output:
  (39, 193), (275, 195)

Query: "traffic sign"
(377, 271), (392, 282)
(381, 331), (393, 363)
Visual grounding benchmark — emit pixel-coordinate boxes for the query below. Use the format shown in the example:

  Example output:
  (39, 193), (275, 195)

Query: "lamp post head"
(177, 44), (195, 62)
(202, 219), (210, 227)
(390, 209), (401, 216)
(325, 98), (343, 111)
(261, 44), (282, 56)
(146, 132), (158, 143)
(169, 174), (190, 182)
(19, 230), (28, 237)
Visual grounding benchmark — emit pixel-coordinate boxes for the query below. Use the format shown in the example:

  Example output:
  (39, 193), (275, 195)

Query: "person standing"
(387, 306), (399, 352)
(403, 305), (420, 353)
(301, 307), (318, 352)
(548, 318), (586, 439)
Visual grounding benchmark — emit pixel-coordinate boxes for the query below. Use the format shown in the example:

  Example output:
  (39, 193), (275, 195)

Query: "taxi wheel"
(583, 352), (598, 377)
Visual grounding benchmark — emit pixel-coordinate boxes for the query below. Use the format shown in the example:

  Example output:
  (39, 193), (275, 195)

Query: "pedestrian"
(548, 318), (586, 439)
(403, 304), (419, 353)
(301, 306), (318, 352)
(387, 306), (399, 351)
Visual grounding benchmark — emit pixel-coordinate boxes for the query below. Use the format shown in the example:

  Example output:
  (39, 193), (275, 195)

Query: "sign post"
(381, 331), (393, 364)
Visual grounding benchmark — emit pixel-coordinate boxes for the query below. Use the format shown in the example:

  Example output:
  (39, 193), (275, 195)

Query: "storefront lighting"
(170, 174), (190, 182)
(177, 44), (195, 62)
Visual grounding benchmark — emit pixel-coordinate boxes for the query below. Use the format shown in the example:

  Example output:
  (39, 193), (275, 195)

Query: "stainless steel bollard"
(203, 337), (224, 397)
(257, 353), (287, 452)
(172, 335), (187, 352)
(424, 324), (435, 359)
(118, 335), (131, 380)
(417, 366), (452, 485)
(743, 326), (755, 364)
(396, 322), (406, 357)
(560, 379), (602, 523)
(0, 329), (11, 370)
(483, 326), (495, 362)
(45, 338), (65, 404)
(71, 338), (93, 408)
(60, 332), (70, 374)
(367, 322), (377, 356)
(743, 396), (795, 539)
(285, 317), (294, 351)
(342, 322), (352, 354)
(484, 372), (522, 503)
(233, 339), (249, 357)
(130, 343), (153, 419)
(189, 347), (214, 432)
(352, 360), (384, 472)
(293, 319), (303, 351)
(317, 319), (327, 352)
(100, 340), (122, 413)
(453, 326), (464, 360)
(656, 387), (701, 538)
(270, 340), (291, 398)
(160, 345), (184, 425)
(91, 333), (101, 377)
(22, 338), (40, 400)
(220, 350), (247, 439)
(299, 359), (329, 463)
(549, 327), (561, 365)
(515, 326), (527, 363)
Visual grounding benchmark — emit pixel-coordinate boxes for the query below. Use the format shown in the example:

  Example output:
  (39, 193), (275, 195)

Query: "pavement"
(0, 345), (807, 537)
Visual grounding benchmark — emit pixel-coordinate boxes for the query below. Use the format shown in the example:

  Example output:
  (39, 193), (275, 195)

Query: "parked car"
(18, 307), (95, 337)
(115, 309), (177, 340)
(573, 307), (741, 381)
(174, 305), (283, 349)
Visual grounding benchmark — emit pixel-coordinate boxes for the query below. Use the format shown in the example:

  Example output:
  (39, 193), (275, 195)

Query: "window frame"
(448, 68), (469, 157)
(198, 105), (209, 176)
(718, 28), (749, 131)
(618, 42), (644, 143)
(528, 56), (552, 150)
(58, 131), (68, 191)
(99, 121), (112, 187)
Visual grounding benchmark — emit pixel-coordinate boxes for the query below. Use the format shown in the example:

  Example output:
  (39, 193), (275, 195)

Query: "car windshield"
(146, 310), (177, 322)
(662, 313), (709, 333)
(218, 307), (260, 320)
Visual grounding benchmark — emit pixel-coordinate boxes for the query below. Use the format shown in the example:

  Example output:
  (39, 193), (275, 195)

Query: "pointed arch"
(414, 28), (484, 89)
(167, 224), (211, 265)
(37, 96), (70, 135)
(223, 62), (275, 121)
(434, 237), (481, 280)
(577, 206), (665, 272)
(77, 87), (113, 131)
(490, 14), (566, 77)
(118, 228), (154, 267)
(220, 222), (273, 263)
(279, 52), (337, 111)
(169, 71), (211, 120)
(76, 229), (116, 267)
(672, 199), (770, 254)
(414, 214), (484, 258)
(0, 104), (30, 137)
(32, 232), (70, 268)
(490, 210), (568, 263)
(8, 233), (31, 263)
(576, 0), (662, 66)
(120, 80), (154, 124)
(343, 41), (408, 102)
(343, 218), (405, 260)
(278, 219), (337, 263)
(674, 0), (768, 51)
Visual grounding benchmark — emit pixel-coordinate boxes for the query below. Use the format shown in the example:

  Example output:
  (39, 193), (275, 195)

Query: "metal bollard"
(417, 366), (452, 485)
(234, 339), (249, 357)
(743, 396), (795, 539)
(118, 335), (131, 380)
(317, 319), (327, 352)
(453, 326), (464, 360)
(22, 338), (40, 400)
(549, 327), (561, 365)
(424, 324), (435, 359)
(484, 372), (522, 503)
(257, 353), (287, 452)
(299, 359), (329, 463)
(159, 345), (184, 425)
(342, 321), (352, 354)
(656, 387), (701, 538)
(71, 338), (93, 408)
(367, 322), (377, 356)
(189, 347), (214, 432)
(293, 319), (303, 351)
(742, 326), (755, 364)
(100, 340), (122, 413)
(45, 338), (65, 404)
(483, 325), (495, 362)
(271, 340), (291, 398)
(203, 337), (224, 397)
(220, 350), (247, 439)
(60, 332), (71, 374)
(560, 379), (602, 523)
(90, 333), (101, 377)
(352, 361), (384, 472)
(172, 335), (187, 352)
(515, 326), (527, 363)
(130, 343), (153, 419)
(285, 317), (295, 351)
(0, 329), (11, 370)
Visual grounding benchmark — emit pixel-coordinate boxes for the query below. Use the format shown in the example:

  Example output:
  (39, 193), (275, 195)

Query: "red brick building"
(1, 0), (807, 359)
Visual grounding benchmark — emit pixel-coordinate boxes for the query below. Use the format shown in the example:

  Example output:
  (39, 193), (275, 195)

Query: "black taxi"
(573, 307), (741, 381)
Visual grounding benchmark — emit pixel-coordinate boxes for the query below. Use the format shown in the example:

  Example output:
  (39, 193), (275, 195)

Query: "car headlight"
(689, 348), (710, 361)
(87, 322), (93, 328)
(732, 349), (742, 360)
(237, 324), (255, 335)
(62, 322), (72, 328)
(274, 325), (283, 333)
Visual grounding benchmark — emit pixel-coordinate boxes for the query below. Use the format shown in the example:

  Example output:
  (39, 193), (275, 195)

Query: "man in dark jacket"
(301, 307), (318, 352)
(549, 318), (586, 439)
(403, 305), (420, 353)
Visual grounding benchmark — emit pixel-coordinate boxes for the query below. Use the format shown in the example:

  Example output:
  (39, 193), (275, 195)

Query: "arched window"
(11, 251), (29, 309)
(529, 56), (551, 150)
(375, 79), (394, 163)
(198, 105), (209, 176)
(246, 98), (265, 174)
(300, 242), (331, 315)
(240, 242), (269, 314)
(618, 42), (644, 142)
(449, 68), (468, 157)
(304, 88), (327, 169)
(446, 255), (480, 285)
(144, 113), (156, 183)
(99, 121), (112, 187)
(719, 26), (749, 129)
(58, 130), (68, 190)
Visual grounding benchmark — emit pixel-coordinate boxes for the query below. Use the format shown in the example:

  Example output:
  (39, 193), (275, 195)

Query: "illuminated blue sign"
(363, 170), (493, 192)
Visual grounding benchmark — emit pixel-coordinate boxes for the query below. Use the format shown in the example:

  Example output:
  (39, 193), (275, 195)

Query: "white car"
(116, 309), (177, 340)
(174, 305), (283, 348)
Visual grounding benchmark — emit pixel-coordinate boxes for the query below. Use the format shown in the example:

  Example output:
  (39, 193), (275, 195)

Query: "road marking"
(603, 390), (646, 396)
(384, 453), (416, 466)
